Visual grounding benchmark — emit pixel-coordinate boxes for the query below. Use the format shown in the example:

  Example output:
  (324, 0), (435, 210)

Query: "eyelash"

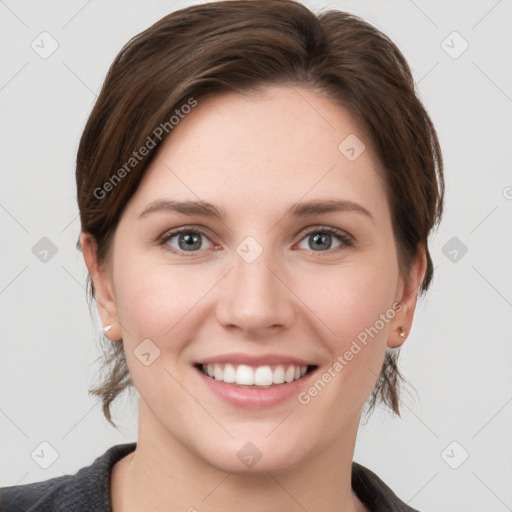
(158, 225), (354, 256)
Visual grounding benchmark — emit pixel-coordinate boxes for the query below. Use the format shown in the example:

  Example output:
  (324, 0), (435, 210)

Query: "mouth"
(194, 363), (318, 388)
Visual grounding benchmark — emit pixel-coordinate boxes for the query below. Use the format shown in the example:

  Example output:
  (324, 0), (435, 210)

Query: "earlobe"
(387, 309), (408, 349)
(387, 245), (427, 349)
(79, 231), (122, 341)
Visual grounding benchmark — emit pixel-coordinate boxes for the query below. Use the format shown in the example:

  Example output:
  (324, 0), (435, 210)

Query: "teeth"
(201, 363), (309, 386)
(284, 366), (295, 383)
(254, 366), (273, 386)
(213, 364), (223, 381)
(223, 363), (236, 383)
(236, 364), (254, 385)
(273, 365), (285, 384)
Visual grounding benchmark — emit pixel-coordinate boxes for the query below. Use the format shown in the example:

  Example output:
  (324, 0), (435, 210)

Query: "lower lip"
(195, 367), (317, 408)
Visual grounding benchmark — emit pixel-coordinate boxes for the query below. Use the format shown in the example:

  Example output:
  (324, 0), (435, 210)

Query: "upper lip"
(196, 353), (316, 367)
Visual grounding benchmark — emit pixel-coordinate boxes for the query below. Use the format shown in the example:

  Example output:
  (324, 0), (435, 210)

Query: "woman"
(1, 0), (443, 510)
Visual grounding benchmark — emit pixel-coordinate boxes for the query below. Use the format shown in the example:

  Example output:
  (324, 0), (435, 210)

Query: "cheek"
(306, 256), (398, 344)
(113, 249), (224, 369)
(112, 259), (207, 398)
(115, 262), (202, 337)
(299, 254), (398, 398)
(285, 262), (398, 451)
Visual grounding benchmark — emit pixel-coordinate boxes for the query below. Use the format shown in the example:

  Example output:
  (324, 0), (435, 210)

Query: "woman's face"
(89, 85), (420, 473)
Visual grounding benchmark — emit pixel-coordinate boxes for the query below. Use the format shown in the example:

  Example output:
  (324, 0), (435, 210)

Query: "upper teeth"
(201, 364), (308, 386)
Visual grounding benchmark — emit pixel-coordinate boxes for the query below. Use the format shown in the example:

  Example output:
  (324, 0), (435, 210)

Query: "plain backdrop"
(1, 1), (511, 511)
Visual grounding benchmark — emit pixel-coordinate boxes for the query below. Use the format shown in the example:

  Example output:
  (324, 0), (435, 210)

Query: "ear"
(387, 244), (427, 348)
(80, 231), (122, 341)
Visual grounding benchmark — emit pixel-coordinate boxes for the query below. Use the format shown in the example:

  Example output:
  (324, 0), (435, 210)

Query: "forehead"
(127, 85), (388, 219)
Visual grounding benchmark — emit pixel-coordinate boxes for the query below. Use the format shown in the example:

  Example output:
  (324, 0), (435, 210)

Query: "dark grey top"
(0, 442), (419, 511)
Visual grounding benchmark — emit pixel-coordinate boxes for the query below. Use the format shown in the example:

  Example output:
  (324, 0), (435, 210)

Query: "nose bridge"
(216, 238), (293, 333)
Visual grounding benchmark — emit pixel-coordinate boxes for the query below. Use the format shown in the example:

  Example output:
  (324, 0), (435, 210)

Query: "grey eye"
(165, 230), (213, 252)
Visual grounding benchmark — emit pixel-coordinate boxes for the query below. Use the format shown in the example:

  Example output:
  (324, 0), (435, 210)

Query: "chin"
(189, 427), (316, 475)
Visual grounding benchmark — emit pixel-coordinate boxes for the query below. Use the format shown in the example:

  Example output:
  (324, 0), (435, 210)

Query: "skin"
(81, 85), (426, 512)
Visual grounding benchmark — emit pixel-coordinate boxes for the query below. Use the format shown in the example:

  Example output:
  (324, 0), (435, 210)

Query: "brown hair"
(76, 0), (444, 427)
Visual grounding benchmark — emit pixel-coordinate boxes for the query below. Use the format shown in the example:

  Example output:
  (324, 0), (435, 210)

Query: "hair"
(76, 0), (444, 428)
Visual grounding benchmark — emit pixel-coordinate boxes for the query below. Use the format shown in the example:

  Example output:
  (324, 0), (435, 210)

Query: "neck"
(110, 400), (366, 512)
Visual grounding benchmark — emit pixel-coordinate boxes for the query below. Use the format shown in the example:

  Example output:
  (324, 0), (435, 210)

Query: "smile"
(199, 363), (315, 387)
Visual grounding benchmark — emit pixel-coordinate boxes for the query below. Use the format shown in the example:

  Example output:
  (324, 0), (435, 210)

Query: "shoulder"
(352, 462), (420, 512)
(0, 443), (136, 512)
(0, 474), (73, 512)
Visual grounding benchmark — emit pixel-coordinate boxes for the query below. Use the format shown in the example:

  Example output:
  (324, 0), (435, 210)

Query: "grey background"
(1, 1), (511, 511)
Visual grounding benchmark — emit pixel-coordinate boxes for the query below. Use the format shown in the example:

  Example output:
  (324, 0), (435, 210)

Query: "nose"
(215, 248), (295, 337)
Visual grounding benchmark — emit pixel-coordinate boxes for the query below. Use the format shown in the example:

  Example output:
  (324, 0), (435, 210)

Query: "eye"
(160, 228), (215, 254)
(296, 226), (353, 253)
(159, 225), (353, 256)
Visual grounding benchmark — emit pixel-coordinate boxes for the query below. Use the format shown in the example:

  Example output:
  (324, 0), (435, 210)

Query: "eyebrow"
(138, 198), (374, 222)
